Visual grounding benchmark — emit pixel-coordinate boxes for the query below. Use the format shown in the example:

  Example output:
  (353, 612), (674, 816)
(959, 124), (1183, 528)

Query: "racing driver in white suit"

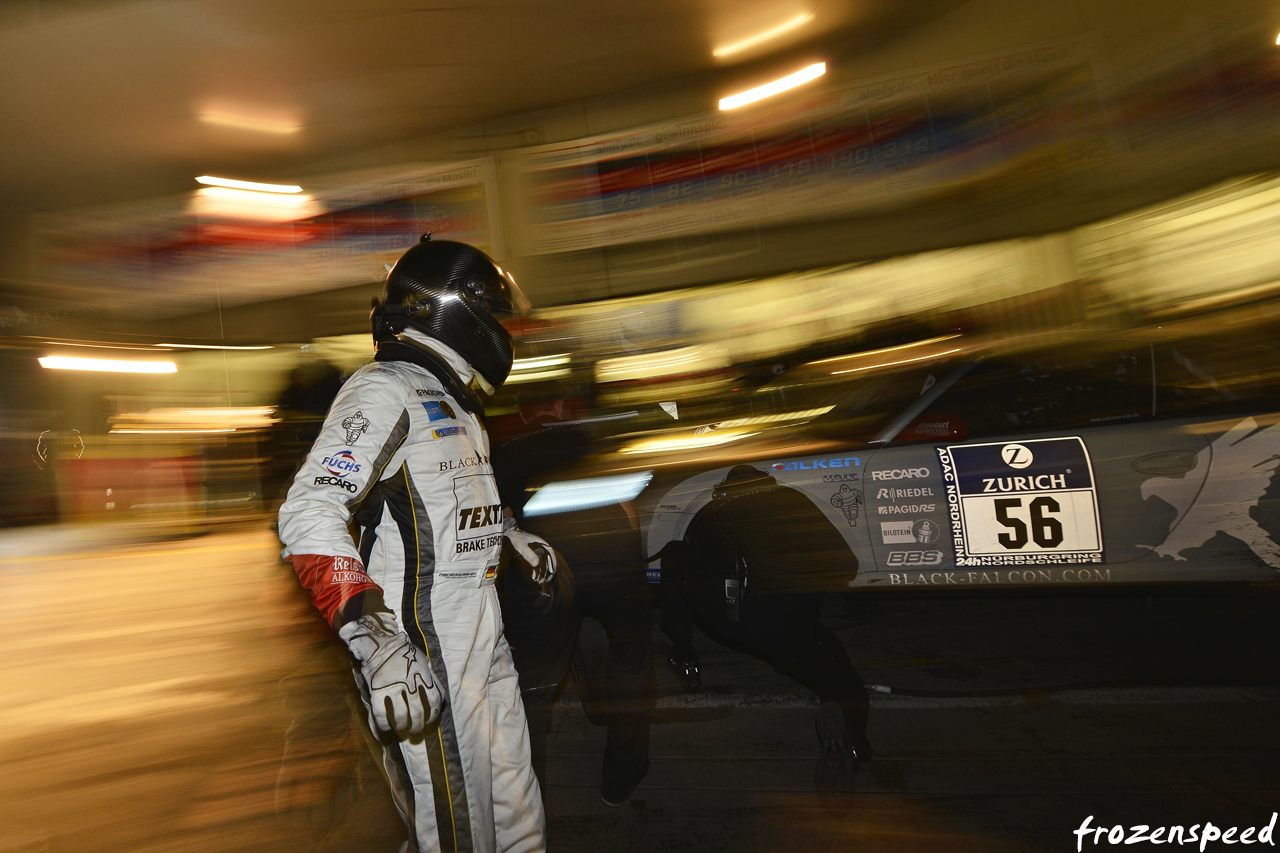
(278, 236), (555, 853)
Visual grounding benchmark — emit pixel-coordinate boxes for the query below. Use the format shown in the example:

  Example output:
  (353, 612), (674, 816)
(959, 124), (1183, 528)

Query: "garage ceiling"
(0, 0), (959, 212)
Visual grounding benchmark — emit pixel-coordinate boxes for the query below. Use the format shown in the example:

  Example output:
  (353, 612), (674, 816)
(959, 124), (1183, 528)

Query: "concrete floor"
(1, 525), (1276, 852)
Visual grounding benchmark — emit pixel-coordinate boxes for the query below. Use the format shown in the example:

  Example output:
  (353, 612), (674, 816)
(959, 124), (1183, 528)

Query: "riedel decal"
(872, 468), (930, 480)
(323, 450), (361, 478)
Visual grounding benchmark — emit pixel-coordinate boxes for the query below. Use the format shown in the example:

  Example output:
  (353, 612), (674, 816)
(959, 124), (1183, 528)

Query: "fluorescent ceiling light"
(713, 12), (813, 58)
(620, 429), (759, 455)
(111, 428), (235, 434)
(830, 348), (962, 375)
(523, 471), (654, 517)
(159, 343), (274, 350)
(809, 335), (961, 366)
(692, 405), (835, 434)
(192, 187), (318, 222)
(719, 62), (826, 110)
(42, 341), (171, 351)
(199, 112), (301, 135)
(39, 356), (177, 374)
(195, 176), (303, 194)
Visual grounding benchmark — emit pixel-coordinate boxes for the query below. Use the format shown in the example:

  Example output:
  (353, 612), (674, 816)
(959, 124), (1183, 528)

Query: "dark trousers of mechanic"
(662, 549), (871, 757)
(501, 551), (656, 790)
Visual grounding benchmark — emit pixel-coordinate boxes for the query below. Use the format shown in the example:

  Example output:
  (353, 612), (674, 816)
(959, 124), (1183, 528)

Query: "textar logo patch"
(432, 426), (467, 439)
(322, 450), (361, 478)
(422, 400), (457, 422)
(458, 503), (502, 531)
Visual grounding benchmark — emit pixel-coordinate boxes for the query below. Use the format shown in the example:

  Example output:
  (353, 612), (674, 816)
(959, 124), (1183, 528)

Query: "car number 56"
(994, 496), (1064, 549)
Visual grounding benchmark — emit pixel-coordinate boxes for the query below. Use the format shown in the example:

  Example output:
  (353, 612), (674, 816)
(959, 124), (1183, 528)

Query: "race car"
(522, 308), (1280, 593)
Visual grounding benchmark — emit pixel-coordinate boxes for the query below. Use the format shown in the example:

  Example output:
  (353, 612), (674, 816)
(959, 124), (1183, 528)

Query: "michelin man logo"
(342, 410), (371, 446)
(830, 484), (864, 528)
(1140, 417), (1280, 567)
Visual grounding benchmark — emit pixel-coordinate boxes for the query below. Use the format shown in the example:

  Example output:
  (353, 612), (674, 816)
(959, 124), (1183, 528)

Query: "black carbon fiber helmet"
(372, 236), (531, 388)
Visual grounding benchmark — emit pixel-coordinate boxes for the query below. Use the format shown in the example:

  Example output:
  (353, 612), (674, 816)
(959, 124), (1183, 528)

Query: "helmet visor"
(487, 268), (533, 318)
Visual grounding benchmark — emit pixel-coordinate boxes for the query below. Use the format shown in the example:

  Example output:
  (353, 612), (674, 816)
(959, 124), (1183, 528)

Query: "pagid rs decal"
(938, 437), (1102, 568)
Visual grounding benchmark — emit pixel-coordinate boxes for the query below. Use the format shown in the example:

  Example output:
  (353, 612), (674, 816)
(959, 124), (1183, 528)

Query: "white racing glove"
(338, 611), (442, 738)
(503, 515), (558, 584)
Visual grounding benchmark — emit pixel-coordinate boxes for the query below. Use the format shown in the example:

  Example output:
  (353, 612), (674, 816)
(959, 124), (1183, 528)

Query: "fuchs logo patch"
(422, 400), (457, 422)
(322, 450), (361, 477)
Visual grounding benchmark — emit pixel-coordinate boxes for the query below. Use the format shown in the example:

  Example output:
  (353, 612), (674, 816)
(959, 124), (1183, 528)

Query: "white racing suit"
(278, 353), (545, 853)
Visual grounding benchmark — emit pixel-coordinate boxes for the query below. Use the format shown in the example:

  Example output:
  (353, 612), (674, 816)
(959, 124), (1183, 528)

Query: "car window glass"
(801, 367), (943, 442)
(1155, 336), (1280, 417)
(924, 348), (1151, 439)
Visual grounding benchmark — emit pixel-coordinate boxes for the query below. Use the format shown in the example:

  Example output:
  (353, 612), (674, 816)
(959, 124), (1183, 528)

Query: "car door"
(859, 344), (1218, 588)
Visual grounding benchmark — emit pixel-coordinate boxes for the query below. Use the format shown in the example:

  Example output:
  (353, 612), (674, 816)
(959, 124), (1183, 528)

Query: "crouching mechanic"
(278, 236), (556, 853)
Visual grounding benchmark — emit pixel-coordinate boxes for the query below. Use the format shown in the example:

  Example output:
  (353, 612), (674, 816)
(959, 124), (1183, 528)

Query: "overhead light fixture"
(39, 356), (177, 374)
(194, 176), (303, 194)
(1275, 32), (1280, 45)
(159, 343), (274, 350)
(191, 187), (317, 222)
(719, 62), (826, 110)
(199, 112), (302, 135)
(713, 12), (813, 58)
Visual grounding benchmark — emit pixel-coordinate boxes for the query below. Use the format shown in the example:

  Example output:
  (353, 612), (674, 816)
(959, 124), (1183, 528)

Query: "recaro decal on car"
(1139, 417), (1280, 567)
(937, 437), (1103, 568)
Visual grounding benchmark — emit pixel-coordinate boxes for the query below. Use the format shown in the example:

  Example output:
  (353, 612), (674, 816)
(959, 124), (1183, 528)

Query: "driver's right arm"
(278, 366), (411, 628)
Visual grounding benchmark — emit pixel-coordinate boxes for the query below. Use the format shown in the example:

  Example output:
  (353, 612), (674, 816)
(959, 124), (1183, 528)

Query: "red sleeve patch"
(289, 554), (382, 625)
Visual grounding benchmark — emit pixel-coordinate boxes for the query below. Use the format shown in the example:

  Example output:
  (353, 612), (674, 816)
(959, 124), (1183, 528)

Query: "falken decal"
(772, 456), (861, 472)
(1140, 417), (1280, 567)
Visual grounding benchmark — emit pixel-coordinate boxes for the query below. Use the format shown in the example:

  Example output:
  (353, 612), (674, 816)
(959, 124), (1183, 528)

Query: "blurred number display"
(517, 38), (1106, 253)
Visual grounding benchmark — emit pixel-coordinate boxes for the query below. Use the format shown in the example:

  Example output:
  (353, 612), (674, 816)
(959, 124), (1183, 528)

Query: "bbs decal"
(887, 550), (943, 566)
(938, 437), (1103, 568)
